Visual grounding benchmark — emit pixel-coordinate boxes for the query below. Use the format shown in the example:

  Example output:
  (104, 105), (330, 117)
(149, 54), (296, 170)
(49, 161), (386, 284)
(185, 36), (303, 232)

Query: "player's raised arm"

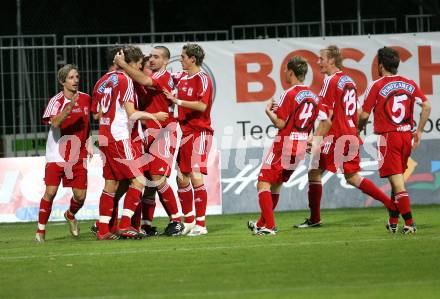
(265, 98), (286, 129)
(114, 50), (154, 87)
(51, 92), (78, 128)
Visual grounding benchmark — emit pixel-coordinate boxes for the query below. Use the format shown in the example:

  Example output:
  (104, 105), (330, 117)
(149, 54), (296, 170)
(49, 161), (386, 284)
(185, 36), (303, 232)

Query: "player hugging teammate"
(36, 43), (430, 242)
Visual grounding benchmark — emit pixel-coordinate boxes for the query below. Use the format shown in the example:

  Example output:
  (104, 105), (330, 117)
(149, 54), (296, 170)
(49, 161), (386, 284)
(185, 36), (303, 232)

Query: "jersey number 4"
(299, 102), (314, 128)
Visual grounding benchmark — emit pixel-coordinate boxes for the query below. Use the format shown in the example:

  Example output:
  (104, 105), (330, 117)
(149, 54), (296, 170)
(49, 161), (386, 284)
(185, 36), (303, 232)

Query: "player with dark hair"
(248, 56), (328, 235)
(358, 46), (431, 234)
(114, 45), (184, 236)
(93, 46), (168, 240)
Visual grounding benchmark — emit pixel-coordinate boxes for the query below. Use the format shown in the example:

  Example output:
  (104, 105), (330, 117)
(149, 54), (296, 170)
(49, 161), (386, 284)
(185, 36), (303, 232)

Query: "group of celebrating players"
(34, 42), (431, 242)
(248, 45), (431, 235)
(36, 43), (214, 241)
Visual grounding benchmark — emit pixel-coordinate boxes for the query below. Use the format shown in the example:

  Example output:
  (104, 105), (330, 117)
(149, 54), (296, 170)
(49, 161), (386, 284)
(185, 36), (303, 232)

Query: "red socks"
(141, 194), (156, 227)
(358, 178), (396, 211)
(119, 186), (142, 229)
(258, 190), (275, 229)
(194, 184), (208, 227)
(131, 204), (142, 230)
(37, 198), (53, 233)
(158, 182), (180, 222)
(178, 184), (194, 224)
(257, 192), (280, 227)
(98, 191), (115, 235)
(395, 191), (413, 225)
(308, 181), (322, 223)
(66, 197), (84, 220)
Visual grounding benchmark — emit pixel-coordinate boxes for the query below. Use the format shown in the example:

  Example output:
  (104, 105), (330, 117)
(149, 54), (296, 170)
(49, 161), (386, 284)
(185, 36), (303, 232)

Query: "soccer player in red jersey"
(294, 45), (399, 229)
(114, 46), (184, 236)
(35, 64), (91, 242)
(358, 47), (431, 234)
(247, 56), (328, 235)
(164, 43), (214, 236)
(94, 46), (167, 240)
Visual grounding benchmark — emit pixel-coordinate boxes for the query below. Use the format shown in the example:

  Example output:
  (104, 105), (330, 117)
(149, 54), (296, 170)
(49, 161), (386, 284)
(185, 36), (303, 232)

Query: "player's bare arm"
(314, 107), (332, 137)
(51, 92), (78, 128)
(413, 101), (432, 149)
(163, 88), (207, 112)
(265, 98), (285, 129)
(357, 111), (370, 133)
(125, 101), (168, 122)
(114, 51), (154, 87)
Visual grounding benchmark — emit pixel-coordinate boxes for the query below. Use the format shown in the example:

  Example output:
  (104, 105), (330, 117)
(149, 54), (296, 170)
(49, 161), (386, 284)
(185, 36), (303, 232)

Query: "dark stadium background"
(1, 0), (439, 36)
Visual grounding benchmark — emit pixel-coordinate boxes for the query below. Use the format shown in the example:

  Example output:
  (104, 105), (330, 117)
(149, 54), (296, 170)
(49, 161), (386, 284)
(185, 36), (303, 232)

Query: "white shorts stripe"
(122, 140), (133, 160)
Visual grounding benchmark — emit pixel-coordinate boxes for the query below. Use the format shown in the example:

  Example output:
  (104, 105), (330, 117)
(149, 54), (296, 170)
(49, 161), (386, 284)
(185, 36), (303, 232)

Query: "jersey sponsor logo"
(379, 81), (415, 97)
(295, 90), (319, 104)
(337, 75), (356, 90)
(97, 74), (119, 94)
(396, 124), (412, 132)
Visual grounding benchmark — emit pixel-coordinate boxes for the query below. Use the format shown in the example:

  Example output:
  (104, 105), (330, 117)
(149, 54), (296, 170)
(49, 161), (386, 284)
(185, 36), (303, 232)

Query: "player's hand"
(70, 92), (79, 106)
(265, 98), (276, 112)
(163, 88), (177, 104)
(306, 135), (313, 154)
(113, 50), (125, 66)
(412, 130), (422, 149)
(153, 112), (169, 122)
(86, 137), (94, 161)
(63, 93), (77, 114)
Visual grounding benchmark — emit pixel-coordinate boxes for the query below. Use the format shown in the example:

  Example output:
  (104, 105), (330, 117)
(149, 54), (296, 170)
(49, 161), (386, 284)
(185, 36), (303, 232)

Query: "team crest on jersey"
(379, 81), (415, 97)
(295, 90), (319, 104)
(337, 75), (356, 90)
(97, 74), (118, 94)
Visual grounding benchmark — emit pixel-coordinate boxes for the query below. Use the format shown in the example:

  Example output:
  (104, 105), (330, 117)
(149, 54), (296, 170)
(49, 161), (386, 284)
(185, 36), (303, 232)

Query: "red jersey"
(131, 84), (146, 143)
(141, 69), (176, 129)
(320, 71), (359, 137)
(274, 85), (327, 146)
(362, 75), (428, 134)
(175, 71), (214, 135)
(92, 71), (134, 144)
(42, 91), (91, 162)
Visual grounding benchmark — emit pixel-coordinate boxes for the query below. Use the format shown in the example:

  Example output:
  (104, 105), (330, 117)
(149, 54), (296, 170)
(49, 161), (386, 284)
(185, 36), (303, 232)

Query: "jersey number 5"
(391, 94), (408, 124)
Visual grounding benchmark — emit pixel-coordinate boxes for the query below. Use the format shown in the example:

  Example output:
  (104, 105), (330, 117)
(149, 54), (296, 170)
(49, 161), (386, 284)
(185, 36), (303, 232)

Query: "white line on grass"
(0, 235), (435, 261)
(67, 279), (440, 299)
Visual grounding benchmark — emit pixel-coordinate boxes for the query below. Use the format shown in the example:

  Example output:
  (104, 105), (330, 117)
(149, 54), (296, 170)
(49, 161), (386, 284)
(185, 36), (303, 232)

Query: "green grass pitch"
(1, 205), (440, 299)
